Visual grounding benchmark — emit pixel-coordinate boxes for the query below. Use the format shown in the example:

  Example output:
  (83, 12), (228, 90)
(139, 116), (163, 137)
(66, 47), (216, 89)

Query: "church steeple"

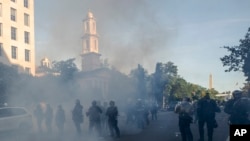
(81, 11), (101, 72)
(82, 11), (99, 54)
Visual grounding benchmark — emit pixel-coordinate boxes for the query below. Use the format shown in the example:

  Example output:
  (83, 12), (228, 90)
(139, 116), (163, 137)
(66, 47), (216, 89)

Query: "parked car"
(0, 107), (33, 133)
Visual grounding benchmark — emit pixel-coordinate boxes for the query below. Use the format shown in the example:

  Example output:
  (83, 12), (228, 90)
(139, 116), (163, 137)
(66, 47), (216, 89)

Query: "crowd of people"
(174, 90), (250, 141)
(33, 99), (121, 138)
(32, 98), (159, 139)
(32, 90), (249, 140)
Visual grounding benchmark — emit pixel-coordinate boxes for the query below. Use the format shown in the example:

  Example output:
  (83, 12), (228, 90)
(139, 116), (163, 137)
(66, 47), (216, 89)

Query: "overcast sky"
(34, 0), (250, 93)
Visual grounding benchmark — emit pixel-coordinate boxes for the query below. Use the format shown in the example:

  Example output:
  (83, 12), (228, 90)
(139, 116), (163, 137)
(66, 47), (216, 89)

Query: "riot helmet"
(109, 100), (115, 107)
(92, 100), (97, 106)
(76, 99), (80, 104)
(232, 90), (242, 99)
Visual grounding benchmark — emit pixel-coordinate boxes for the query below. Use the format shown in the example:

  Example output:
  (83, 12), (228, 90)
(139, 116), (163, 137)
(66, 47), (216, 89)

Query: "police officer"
(86, 100), (102, 136)
(175, 97), (194, 141)
(224, 90), (250, 124)
(106, 100), (120, 138)
(55, 105), (65, 135)
(150, 102), (158, 121)
(72, 99), (84, 136)
(34, 104), (44, 133)
(45, 104), (53, 134)
(197, 93), (221, 141)
(135, 100), (146, 129)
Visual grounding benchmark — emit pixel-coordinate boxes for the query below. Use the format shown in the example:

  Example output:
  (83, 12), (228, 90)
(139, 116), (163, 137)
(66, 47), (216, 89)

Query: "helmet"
(92, 100), (97, 106)
(76, 99), (80, 104)
(109, 100), (115, 106)
(232, 90), (242, 99)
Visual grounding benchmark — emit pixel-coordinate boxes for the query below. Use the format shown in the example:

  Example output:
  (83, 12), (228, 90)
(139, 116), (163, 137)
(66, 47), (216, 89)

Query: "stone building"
(0, 0), (35, 75)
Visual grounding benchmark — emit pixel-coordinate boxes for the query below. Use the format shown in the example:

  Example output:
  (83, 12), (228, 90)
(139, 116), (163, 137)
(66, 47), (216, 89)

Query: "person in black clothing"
(175, 97), (194, 141)
(86, 100), (102, 136)
(224, 90), (250, 124)
(197, 93), (221, 141)
(150, 103), (158, 121)
(55, 105), (65, 135)
(106, 100), (120, 138)
(72, 99), (84, 136)
(135, 100), (146, 129)
(34, 104), (44, 133)
(45, 104), (53, 134)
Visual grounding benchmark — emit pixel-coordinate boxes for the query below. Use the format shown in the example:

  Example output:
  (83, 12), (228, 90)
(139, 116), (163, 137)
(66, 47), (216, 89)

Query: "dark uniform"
(175, 97), (194, 141)
(72, 99), (84, 136)
(135, 101), (146, 129)
(197, 93), (220, 141)
(106, 100), (120, 138)
(45, 104), (53, 133)
(34, 104), (44, 133)
(150, 103), (158, 121)
(224, 90), (250, 124)
(55, 105), (65, 135)
(86, 100), (102, 136)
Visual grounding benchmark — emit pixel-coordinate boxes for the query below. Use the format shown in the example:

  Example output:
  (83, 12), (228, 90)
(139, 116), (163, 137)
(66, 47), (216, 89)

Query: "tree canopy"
(221, 27), (250, 81)
(52, 58), (78, 82)
(130, 64), (148, 99)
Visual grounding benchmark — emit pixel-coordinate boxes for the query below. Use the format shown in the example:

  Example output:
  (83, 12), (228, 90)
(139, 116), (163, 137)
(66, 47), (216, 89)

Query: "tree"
(52, 58), (78, 82)
(151, 62), (178, 107)
(169, 77), (187, 101)
(130, 64), (148, 99)
(221, 27), (250, 81)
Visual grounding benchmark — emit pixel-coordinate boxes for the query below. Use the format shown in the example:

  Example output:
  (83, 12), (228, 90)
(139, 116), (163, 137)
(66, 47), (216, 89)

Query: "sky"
(34, 0), (250, 93)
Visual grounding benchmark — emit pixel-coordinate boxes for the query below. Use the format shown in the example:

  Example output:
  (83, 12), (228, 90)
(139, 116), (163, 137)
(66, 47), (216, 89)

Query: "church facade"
(78, 11), (112, 101)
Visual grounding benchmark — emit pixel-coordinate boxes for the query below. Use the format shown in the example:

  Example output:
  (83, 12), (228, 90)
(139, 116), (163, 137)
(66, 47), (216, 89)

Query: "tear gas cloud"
(5, 71), (138, 141)
(0, 0), (176, 140)
(35, 0), (176, 73)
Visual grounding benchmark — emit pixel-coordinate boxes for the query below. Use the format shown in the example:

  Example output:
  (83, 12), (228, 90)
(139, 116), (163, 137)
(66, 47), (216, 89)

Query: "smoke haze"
(35, 0), (175, 73)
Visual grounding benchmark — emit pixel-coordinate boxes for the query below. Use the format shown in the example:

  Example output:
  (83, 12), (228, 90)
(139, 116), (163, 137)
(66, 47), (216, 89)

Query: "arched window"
(93, 22), (95, 33)
(86, 40), (90, 50)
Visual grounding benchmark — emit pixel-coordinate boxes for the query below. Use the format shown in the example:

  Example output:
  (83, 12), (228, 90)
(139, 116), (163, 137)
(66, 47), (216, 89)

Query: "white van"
(0, 107), (33, 133)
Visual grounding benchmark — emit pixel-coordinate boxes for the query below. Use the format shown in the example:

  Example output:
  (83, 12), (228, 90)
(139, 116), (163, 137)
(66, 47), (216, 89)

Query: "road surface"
(0, 110), (229, 141)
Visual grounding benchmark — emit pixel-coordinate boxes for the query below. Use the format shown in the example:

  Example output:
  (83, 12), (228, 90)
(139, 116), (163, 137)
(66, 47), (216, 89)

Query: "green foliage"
(151, 62), (178, 105)
(221, 27), (250, 81)
(52, 58), (78, 82)
(130, 64), (148, 99)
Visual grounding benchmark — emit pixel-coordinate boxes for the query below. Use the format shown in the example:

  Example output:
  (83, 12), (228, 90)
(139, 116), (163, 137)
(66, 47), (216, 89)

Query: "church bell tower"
(81, 11), (101, 72)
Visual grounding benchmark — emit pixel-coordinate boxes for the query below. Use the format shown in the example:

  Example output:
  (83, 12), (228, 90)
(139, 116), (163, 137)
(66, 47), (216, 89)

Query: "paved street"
(111, 111), (229, 141)
(0, 110), (229, 141)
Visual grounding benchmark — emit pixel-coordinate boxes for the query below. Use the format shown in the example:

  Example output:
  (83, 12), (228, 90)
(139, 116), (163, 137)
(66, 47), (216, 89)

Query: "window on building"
(25, 49), (30, 62)
(24, 13), (29, 26)
(93, 22), (95, 32)
(11, 27), (17, 40)
(0, 23), (2, 36)
(94, 40), (97, 49)
(25, 67), (30, 74)
(11, 8), (16, 21)
(86, 22), (90, 32)
(24, 0), (29, 8)
(11, 46), (17, 59)
(24, 31), (29, 44)
(0, 43), (2, 56)
(0, 3), (2, 17)
(86, 40), (90, 50)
